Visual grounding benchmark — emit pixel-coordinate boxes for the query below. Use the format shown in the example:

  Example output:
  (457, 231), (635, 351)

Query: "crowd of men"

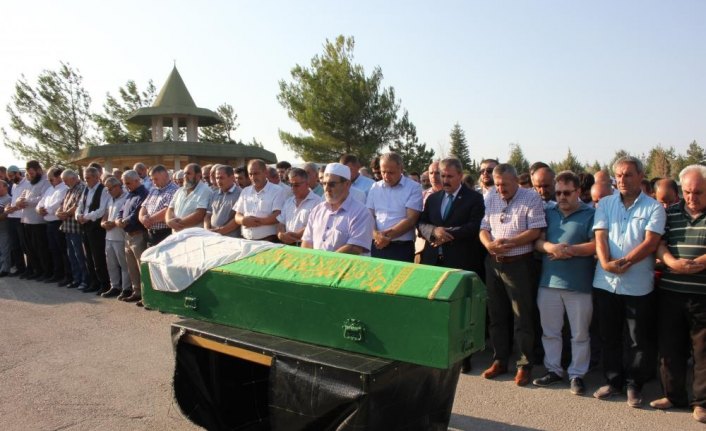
(0, 151), (704, 424)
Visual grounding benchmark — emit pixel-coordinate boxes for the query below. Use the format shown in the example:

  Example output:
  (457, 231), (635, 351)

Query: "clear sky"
(1, 0), (704, 168)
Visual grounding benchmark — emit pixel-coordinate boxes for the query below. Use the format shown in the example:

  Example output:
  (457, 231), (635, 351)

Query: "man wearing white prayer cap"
(301, 163), (374, 255)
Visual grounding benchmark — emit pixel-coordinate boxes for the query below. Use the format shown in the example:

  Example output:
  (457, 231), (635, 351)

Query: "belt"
(492, 252), (533, 264)
(253, 234), (280, 243)
(148, 228), (171, 234)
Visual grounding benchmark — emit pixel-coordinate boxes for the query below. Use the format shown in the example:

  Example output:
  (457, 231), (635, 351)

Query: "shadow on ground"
(449, 414), (541, 431)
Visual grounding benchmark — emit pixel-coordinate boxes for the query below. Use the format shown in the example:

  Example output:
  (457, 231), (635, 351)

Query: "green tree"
(553, 149), (585, 173)
(200, 103), (239, 143)
(277, 35), (399, 163)
(248, 137), (264, 148)
(94, 79), (157, 144)
(388, 110), (435, 174)
(671, 155), (687, 179)
(588, 160), (602, 173)
(2, 62), (97, 166)
(507, 143), (530, 174)
(645, 145), (675, 179)
(685, 140), (705, 166)
(448, 123), (471, 169)
(608, 149), (630, 173)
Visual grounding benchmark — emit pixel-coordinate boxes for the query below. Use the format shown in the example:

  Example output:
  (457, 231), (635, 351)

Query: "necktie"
(442, 194), (454, 220)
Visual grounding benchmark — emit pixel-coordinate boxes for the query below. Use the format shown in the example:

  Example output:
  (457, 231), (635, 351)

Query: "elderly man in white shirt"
(234, 159), (286, 242)
(276, 167), (321, 245)
(165, 163), (212, 233)
(366, 152), (423, 262)
(36, 166), (70, 284)
(99, 176), (131, 298)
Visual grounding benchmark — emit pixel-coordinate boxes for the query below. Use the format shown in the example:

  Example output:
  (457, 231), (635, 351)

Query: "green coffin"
(141, 246), (486, 369)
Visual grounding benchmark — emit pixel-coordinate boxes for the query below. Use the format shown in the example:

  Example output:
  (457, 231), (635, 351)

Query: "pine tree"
(554, 149), (585, 173)
(278, 35), (399, 163)
(448, 123), (471, 170)
(507, 143), (530, 174)
(200, 103), (240, 143)
(389, 110), (435, 174)
(94, 79), (157, 144)
(2, 62), (97, 166)
(685, 140), (705, 166)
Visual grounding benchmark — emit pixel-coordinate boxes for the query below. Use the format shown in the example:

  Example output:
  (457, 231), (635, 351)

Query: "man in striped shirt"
(650, 164), (706, 424)
(479, 163), (547, 386)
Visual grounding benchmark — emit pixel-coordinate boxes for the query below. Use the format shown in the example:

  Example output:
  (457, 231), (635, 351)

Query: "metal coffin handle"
(342, 318), (365, 342)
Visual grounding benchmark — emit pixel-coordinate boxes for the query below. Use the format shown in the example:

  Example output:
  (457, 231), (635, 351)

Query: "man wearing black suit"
(418, 157), (486, 277)
(76, 166), (110, 293)
(418, 157), (486, 372)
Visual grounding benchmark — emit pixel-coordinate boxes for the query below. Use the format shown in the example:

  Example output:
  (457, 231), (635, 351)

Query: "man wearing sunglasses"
(533, 171), (596, 395)
(479, 163), (546, 386)
(301, 163), (373, 255)
(276, 168), (321, 245)
(477, 159), (498, 198)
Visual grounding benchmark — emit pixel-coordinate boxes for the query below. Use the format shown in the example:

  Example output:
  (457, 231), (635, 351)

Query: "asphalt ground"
(0, 277), (703, 430)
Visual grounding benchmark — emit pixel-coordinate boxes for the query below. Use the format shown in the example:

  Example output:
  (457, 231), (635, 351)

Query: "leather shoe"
(627, 386), (643, 408)
(101, 288), (122, 298)
(594, 384), (621, 400)
(515, 367), (531, 386)
(481, 361), (507, 379)
(26, 272), (41, 280)
(650, 397), (673, 410)
(461, 357), (472, 374)
(117, 290), (133, 301)
(122, 293), (141, 303)
(694, 406), (706, 423)
(96, 287), (111, 296)
(136, 300), (144, 307)
(0, 271), (9, 277)
(82, 286), (99, 293)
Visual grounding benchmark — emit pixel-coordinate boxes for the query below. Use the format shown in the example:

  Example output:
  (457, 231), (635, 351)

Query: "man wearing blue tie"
(418, 157), (486, 373)
(418, 157), (485, 275)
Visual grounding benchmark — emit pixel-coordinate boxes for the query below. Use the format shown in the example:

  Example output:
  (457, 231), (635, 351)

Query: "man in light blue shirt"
(366, 153), (422, 262)
(592, 156), (666, 408)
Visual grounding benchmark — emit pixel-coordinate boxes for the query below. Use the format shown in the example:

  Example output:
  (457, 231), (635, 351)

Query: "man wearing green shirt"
(651, 164), (706, 424)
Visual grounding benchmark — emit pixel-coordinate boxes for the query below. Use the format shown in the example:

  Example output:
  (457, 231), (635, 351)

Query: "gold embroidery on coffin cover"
(246, 248), (421, 295)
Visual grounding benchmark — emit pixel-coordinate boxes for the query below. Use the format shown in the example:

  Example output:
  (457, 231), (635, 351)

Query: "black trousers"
(24, 223), (52, 277)
(46, 220), (70, 280)
(147, 228), (171, 248)
(485, 254), (537, 369)
(83, 226), (109, 290)
(594, 288), (656, 390)
(371, 240), (415, 262)
(657, 289), (706, 408)
(7, 218), (27, 272)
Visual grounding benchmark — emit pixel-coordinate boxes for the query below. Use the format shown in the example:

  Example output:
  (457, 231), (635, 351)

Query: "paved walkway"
(0, 277), (701, 430)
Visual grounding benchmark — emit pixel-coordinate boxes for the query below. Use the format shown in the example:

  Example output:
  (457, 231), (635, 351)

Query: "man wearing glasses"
(302, 163), (373, 255)
(276, 167), (321, 245)
(479, 163), (546, 386)
(533, 171), (596, 396)
(477, 159), (499, 197)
